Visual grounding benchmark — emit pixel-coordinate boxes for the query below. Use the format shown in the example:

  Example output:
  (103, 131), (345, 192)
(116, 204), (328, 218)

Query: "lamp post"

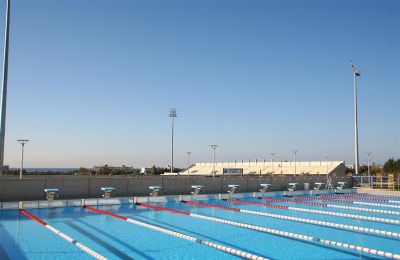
(0, 0), (11, 175)
(351, 61), (361, 175)
(326, 156), (329, 175)
(186, 152), (191, 175)
(271, 152), (275, 174)
(293, 150), (298, 175)
(169, 108), (177, 174)
(210, 145), (218, 177)
(367, 152), (371, 187)
(17, 139), (28, 179)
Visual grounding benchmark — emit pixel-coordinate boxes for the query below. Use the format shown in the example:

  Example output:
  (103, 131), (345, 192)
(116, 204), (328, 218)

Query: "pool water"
(1, 193), (400, 259)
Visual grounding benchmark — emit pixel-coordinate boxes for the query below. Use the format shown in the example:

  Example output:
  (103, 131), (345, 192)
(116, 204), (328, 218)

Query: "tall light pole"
(210, 145), (218, 177)
(351, 60), (361, 175)
(0, 0), (11, 175)
(186, 151), (191, 175)
(367, 152), (371, 187)
(326, 156), (329, 175)
(271, 152), (275, 174)
(293, 150), (298, 175)
(169, 108), (177, 174)
(17, 139), (28, 179)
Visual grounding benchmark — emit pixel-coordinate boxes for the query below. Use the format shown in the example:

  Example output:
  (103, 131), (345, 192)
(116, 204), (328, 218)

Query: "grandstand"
(178, 161), (346, 176)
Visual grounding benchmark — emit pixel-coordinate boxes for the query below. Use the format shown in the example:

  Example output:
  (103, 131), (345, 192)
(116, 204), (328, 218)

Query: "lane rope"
(137, 202), (400, 259)
(216, 200), (400, 238)
(198, 200), (400, 238)
(321, 194), (400, 201)
(20, 209), (107, 260)
(259, 197), (400, 216)
(287, 196), (400, 209)
(293, 195), (391, 202)
(83, 206), (266, 260)
(225, 199), (400, 225)
(294, 194), (400, 204)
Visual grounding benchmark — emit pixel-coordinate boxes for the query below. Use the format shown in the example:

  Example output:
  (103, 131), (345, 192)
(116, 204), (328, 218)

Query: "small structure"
(288, 183), (299, 192)
(227, 184), (240, 194)
(191, 185), (205, 195)
(336, 182), (347, 190)
(259, 183), (271, 193)
(44, 188), (59, 200)
(284, 183), (299, 197)
(149, 186), (163, 197)
(101, 187), (115, 198)
(314, 182), (325, 191)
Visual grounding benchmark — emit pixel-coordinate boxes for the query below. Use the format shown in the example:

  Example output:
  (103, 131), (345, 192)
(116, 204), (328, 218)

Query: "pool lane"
(1, 206), (235, 260)
(118, 203), (366, 260)
(142, 199), (400, 257)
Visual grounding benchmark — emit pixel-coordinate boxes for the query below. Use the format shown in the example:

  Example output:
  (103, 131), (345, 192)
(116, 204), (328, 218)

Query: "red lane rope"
(181, 200), (241, 212)
(84, 205), (128, 220)
(288, 196), (354, 204)
(320, 193), (400, 200)
(293, 195), (390, 202)
(222, 199), (289, 210)
(135, 203), (190, 216)
(259, 197), (327, 207)
(20, 209), (47, 226)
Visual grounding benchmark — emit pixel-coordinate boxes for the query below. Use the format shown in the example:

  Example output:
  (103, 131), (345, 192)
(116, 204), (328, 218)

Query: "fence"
(0, 175), (351, 202)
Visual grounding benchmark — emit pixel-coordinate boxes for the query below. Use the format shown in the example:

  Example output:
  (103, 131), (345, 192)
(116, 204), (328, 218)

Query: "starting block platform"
(314, 182), (325, 191)
(149, 186), (163, 197)
(44, 188), (59, 200)
(284, 183), (299, 197)
(101, 187), (115, 198)
(227, 184), (240, 194)
(336, 182), (347, 192)
(191, 185), (205, 195)
(259, 184), (271, 193)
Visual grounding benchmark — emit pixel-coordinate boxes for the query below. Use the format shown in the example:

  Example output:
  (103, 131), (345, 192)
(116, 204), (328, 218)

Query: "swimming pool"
(1, 191), (400, 259)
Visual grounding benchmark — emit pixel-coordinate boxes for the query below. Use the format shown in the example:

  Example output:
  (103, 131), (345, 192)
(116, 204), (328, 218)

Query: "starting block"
(314, 182), (325, 191)
(336, 182), (347, 191)
(284, 183), (298, 197)
(149, 186), (163, 197)
(44, 188), (59, 200)
(191, 185), (205, 195)
(227, 184), (240, 194)
(101, 187), (115, 198)
(259, 184), (271, 193)
(288, 183), (299, 192)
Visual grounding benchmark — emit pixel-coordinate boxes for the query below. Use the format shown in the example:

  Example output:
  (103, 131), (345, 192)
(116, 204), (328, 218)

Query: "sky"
(0, 0), (398, 168)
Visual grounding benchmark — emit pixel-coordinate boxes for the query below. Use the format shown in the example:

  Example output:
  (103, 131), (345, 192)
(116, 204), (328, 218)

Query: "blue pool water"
(1, 193), (400, 259)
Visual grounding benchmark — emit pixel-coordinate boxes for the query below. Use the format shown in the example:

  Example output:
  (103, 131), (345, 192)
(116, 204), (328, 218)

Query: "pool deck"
(355, 187), (400, 196)
(1, 188), (358, 210)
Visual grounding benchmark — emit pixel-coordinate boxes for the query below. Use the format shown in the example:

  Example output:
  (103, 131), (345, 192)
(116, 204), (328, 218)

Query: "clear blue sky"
(0, 0), (399, 168)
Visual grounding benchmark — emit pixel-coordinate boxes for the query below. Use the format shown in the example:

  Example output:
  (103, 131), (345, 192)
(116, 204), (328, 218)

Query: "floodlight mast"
(169, 108), (177, 174)
(351, 60), (361, 175)
(186, 152), (191, 175)
(0, 0), (11, 175)
(210, 145), (218, 177)
(367, 152), (371, 187)
(17, 139), (29, 179)
(326, 156), (329, 175)
(270, 152), (275, 174)
(292, 150), (298, 175)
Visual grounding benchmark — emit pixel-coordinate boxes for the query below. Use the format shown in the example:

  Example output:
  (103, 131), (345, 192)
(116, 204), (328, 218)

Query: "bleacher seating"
(178, 161), (346, 176)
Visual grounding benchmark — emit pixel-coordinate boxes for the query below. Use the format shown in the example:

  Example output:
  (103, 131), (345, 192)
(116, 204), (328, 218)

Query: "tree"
(78, 167), (89, 175)
(98, 165), (112, 175)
